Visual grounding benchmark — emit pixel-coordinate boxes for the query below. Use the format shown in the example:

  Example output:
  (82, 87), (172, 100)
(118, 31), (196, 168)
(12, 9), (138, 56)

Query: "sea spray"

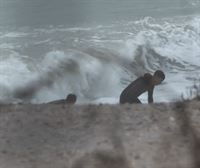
(1, 16), (200, 103)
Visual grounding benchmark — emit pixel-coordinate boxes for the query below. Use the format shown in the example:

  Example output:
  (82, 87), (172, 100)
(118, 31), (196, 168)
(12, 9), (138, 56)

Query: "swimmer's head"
(152, 70), (165, 85)
(66, 94), (77, 104)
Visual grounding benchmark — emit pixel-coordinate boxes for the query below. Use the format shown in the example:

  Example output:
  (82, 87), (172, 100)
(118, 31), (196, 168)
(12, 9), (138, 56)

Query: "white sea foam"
(1, 15), (200, 104)
(30, 50), (123, 103)
(0, 51), (38, 102)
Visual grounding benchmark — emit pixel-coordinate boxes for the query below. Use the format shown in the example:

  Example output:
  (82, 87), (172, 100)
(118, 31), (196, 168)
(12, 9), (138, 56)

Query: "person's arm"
(148, 86), (154, 103)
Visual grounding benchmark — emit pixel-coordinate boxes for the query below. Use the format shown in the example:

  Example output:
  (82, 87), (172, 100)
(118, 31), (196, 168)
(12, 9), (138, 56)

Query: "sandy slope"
(0, 101), (200, 168)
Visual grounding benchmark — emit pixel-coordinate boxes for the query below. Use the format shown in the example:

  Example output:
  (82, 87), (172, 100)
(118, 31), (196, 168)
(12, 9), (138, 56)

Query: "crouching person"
(119, 70), (165, 104)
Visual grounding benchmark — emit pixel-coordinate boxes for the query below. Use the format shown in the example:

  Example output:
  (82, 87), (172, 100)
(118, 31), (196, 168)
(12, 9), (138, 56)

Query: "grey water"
(0, 0), (200, 104)
(0, 0), (199, 28)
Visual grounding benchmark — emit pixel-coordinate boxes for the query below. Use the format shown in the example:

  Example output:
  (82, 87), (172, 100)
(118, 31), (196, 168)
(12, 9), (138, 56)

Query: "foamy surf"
(0, 15), (200, 104)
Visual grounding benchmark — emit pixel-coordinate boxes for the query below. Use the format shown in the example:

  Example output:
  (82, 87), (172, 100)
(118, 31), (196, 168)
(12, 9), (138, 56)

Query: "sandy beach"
(0, 100), (200, 168)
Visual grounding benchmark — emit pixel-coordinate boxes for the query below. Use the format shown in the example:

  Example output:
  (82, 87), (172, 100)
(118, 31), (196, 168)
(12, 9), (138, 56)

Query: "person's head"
(152, 70), (165, 85)
(66, 94), (77, 104)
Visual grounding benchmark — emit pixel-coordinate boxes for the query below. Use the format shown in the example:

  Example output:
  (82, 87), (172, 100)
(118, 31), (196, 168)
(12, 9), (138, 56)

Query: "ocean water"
(0, 0), (200, 104)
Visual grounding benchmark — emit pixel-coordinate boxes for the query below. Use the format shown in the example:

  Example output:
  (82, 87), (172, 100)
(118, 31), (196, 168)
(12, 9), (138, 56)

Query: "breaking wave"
(0, 15), (200, 104)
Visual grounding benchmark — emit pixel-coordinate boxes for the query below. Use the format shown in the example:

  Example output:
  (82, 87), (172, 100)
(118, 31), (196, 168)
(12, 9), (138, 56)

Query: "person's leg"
(119, 94), (129, 104)
(120, 97), (137, 104)
(120, 96), (142, 104)
(132, 98), (142, 104)
(119, 97), (124, 104)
